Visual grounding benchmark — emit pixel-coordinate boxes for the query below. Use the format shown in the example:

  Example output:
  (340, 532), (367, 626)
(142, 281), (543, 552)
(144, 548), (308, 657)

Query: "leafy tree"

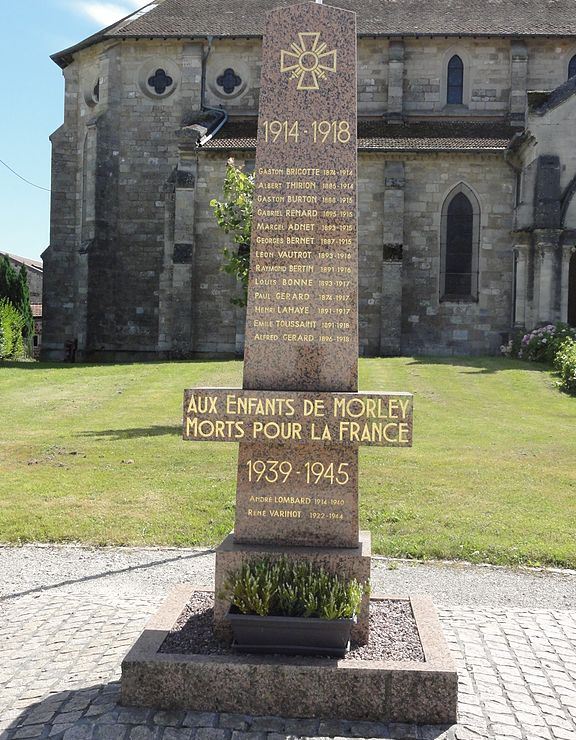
(0, 255), (34, 351)
(0, 255), (18, 305)
(0, 299), (25, 359)
(17, 265), (34, 339)
(210, 159), (254, 307)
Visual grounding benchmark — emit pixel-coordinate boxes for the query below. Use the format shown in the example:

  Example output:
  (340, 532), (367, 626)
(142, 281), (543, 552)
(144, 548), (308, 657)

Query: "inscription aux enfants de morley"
(184, 390), (413, 447)
(183, 2), (413, 549)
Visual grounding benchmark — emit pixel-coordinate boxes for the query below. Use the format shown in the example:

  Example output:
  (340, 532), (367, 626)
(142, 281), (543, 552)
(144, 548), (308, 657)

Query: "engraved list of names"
(243, 4), (358, 394)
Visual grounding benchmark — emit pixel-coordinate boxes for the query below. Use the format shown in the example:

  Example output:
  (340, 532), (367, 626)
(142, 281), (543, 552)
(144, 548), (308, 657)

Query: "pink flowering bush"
(500, 322), (576, 395)
(516, 323), (576, 363)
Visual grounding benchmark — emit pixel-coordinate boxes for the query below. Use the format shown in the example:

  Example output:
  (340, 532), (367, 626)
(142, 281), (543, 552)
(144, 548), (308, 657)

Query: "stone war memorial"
(122, 1), (457, 724)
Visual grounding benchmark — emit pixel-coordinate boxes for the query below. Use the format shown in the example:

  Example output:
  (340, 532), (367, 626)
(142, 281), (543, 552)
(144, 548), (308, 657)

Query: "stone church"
(42, 0), (576, 361)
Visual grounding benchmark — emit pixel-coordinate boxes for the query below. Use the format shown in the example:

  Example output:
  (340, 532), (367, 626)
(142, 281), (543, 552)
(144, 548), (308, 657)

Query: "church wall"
(358, 39), (389, 115)
(46, 31), (576, 361)
(403, 38), (511, 116)
(203, 38), (389, 116)
(400, 153), (515, 355)
(526, 39), (576, 91)
(81, 40), (204, 358)
(43, 61), (84, 360)
(193, 151), (516, 358)
(192, 154), (243, 355)
(87, 41), (188, 356)
(205, 39), (263, 114)
(525, 95), (576, 193)
(358, 156), (387, 355)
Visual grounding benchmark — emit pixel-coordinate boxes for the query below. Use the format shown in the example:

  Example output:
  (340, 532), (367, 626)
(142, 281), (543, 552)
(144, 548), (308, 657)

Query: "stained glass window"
(447, 55), (464, 105)
(444, 192), (474, 296)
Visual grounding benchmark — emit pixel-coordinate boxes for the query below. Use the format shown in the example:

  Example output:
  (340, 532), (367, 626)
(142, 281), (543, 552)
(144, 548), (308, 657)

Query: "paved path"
(1, 546), (575, 740)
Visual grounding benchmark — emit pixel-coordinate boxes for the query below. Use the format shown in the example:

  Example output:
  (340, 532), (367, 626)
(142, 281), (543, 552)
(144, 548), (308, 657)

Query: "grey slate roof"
(528, 76), (576, 114)
(1, 252), (43, 272)
(200, 120), (515, 152)
(53, 0), (576, 66)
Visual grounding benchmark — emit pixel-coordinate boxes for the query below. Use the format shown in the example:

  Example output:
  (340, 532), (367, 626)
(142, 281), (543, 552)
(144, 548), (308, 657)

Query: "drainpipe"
(198, 35), (228, 147)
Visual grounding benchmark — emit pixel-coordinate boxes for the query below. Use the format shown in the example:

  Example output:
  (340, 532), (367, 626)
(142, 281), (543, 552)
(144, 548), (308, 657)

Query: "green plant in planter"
(222, 557), (368, 620)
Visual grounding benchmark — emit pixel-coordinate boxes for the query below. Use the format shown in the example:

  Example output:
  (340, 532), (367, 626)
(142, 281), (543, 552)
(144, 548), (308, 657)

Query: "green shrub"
(0, 256), (33, 339)
(0, 300), (25, 359)
(222, 557), (368, 620)
(554, 338), (576, 396)
(210, 159), (254, 307)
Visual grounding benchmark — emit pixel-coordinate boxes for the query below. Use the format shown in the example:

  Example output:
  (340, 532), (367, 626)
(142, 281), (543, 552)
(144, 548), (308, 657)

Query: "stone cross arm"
(183, 388), (413, 448)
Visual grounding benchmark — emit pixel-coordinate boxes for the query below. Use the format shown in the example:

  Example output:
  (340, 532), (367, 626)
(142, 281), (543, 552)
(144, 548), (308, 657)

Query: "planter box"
(228, 610), (354, 657)
(121, 585), (459, 724)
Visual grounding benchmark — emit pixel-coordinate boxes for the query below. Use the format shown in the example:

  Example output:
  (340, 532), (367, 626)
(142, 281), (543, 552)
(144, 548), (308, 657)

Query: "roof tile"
(200, 119), (515, 152)
(53, 0), (576, 64)
(109, 0), (576, 38)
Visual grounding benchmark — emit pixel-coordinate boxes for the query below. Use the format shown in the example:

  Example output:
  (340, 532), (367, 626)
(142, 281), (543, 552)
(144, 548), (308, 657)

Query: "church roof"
(199, 120), (516, 153)
(0, 252), (43, 272)
(53, 0), (576, 67)
(528, 76), (576, 115)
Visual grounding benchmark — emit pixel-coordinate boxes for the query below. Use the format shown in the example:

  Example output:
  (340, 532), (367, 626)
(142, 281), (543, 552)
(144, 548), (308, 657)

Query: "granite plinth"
(120, 585), (458, 724)
(214, 531), (371, 644)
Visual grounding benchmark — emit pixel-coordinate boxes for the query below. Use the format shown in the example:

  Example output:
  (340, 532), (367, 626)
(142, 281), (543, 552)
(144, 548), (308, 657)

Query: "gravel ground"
(159, 592), (425, 662)
(1, 544), (575, 609)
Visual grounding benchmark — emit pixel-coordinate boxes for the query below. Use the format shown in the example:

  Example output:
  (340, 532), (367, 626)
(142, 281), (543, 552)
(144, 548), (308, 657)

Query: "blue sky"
(0, 0), (143, 262)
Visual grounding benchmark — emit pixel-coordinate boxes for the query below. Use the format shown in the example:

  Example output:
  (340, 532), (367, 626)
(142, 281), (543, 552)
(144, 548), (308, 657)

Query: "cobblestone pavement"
(0, 547), (575, 740)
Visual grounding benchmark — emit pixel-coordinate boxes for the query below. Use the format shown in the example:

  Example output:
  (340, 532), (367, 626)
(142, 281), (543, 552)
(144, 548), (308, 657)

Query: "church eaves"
(52, 0), (576, 68)
(198, 119), (515, 153)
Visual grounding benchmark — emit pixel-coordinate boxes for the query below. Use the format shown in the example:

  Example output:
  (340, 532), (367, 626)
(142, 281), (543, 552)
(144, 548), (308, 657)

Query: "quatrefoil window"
(217, 68), (242, 94)
(148, 68), (174, 95)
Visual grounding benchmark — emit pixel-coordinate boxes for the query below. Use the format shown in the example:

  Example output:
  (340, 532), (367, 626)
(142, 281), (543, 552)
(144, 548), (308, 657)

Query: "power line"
(0, 158), (51, 193)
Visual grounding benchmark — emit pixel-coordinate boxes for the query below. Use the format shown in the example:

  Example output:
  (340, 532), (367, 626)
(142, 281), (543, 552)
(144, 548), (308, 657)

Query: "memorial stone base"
(120, 585), (458, 724)
(214, 530), (372, 645)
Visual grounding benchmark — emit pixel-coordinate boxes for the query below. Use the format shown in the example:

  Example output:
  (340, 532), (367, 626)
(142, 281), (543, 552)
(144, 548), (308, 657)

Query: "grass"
(0, 357), (574, 568)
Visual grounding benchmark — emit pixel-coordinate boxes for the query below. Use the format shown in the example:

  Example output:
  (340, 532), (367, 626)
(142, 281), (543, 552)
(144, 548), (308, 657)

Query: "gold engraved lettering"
(281, 278), (313, 287)
(252, 421), (303, 441)
(268, 509), (302, 518)
(187, 395), (218, 415)
(303, 399), (326, 417)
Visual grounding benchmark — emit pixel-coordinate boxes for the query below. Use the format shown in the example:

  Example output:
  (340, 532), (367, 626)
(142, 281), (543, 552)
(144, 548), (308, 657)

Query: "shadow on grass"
(78, 425), (181, 440)
(0, 358), (242, 370)
(406, 356), (552, 375)
(3, 356), (550, 377)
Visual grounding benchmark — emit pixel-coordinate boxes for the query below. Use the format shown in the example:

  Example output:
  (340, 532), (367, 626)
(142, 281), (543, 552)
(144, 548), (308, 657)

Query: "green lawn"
(0, 357), (574, 568)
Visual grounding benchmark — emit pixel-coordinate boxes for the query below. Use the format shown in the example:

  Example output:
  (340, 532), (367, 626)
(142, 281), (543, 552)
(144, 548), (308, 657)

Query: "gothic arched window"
(447, 55), (464, 104)
(569, 55), (576, 80)
(441, 185), (480, 300)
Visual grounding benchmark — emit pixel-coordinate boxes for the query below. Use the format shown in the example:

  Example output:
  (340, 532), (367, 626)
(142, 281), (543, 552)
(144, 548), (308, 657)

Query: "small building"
(42, 0), (576, 361)
(0, 253), (44, 356)
(1, 253), (43, 303)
